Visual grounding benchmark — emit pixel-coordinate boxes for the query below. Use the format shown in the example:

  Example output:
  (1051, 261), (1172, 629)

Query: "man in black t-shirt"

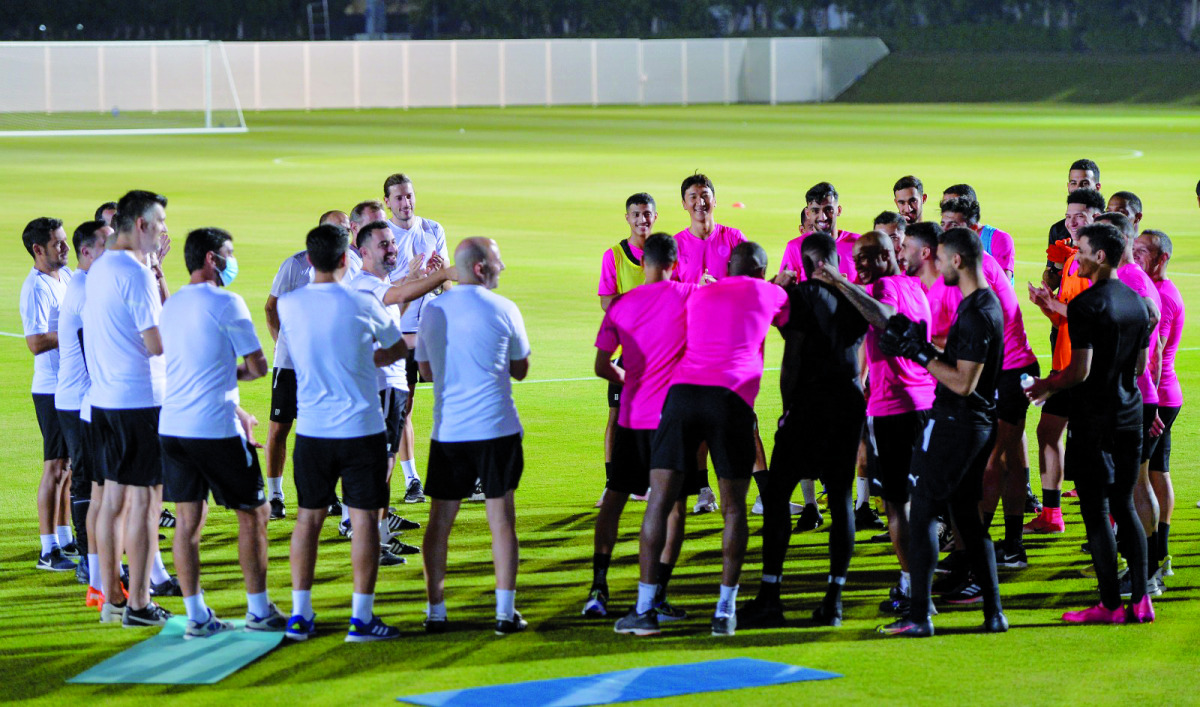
(1026, 223), (1153, 624)
(876, 228), (1006, 638)
(740, 232), (869, 629)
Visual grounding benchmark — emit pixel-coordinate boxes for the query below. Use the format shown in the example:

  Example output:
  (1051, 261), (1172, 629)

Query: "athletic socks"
(801, 479), (817, 507)
(635, 582), (657, 614)
(150, 551), (171, 584)
(591, 552), (611, 589)
(267, 476), (283, 500)
(341, 502), (351, 524)
(826, 575), (846, 602)
(495, 589), (516, 621)
(183, 593), (209, 622)
(88, 554), (102, 592)
(1158, 522), (1170, 562)
(378, 518), (392, 543)
(1043, 489), (1061, 509)
(752, 470), (769, 496)
(898, 571), (911, 596)
(39, 534), (58, 555)
(400, 459), (419, 484)
(291, 590), (314, 621)
(351, 593), (375, 623)
(656, 562), (676, 592)
(427, 601), (447, 621)
(855, 477), (870, 510)
(56, 525), (73, 547)
(759, 574), (781, 601)
(1004, 514), (1024, 545)
(247, 591), (270, 618)
(1146, 532), (1159, 569)
(715, 584), (738, 618)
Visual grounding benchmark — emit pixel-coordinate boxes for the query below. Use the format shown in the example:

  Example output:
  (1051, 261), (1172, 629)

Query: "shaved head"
(851, 230), (899, 284)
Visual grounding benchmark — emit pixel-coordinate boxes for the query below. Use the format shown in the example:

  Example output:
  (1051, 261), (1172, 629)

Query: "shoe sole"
(122, 620), (169, 628)
(614, 626), (660, 636)
(946, 596), (984, 605)
(711, 629), (735, 637)
(404, 497), (425, 504)
(345, 633), (399, 643)
(36, 564), (75, 572)
(1022, 526), (1064, 534)
(997, 560), (1029, 569)
(582, 608), (608, 618)
(285, 631), (314, 641)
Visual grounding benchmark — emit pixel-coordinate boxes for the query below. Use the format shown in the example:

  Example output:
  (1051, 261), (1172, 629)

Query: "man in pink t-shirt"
(592, 233), (696, 625)
(1134, 228), (1183, 576)
(940, 193), (1016, 282)
(817, 230), (935, 612)
(672, 173), (747, 284)
(778, 182), (859, 283)
(615, 242), (788, 638)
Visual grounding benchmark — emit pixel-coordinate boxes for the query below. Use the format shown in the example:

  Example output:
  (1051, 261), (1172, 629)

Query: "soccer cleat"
(386, 512), (421, 531)
(932, 569), (969, 596)
(935, 549), (968, 575)
(246, 603), (288, 632)
(424, 616), (449, 634)
(877, 616), (933, 637)
(159, 508), (176, 528)
(1118, 570), (1160, 599)
(495, 611), (528, 635)
(36, 547), (77, 572)
(693, 487), (718, 514)
(982, 611), (1009, 633)
(185, 608), (235, 639)
(468, 480), (486, 502)
(653, 599), (688, 622)
(285, 613), (317, 641)
(869, 530), (891, 543)
(404, 479), (426, 504)
(75, 560), (90, 585)
(100, 602), (126, 624)
(1159, 555), (1174, 577)
(738, 595), (786, 628)
(1063, 604), (1125, 624)
(855, 504), (886, 531)
(379, 547), (407, 566)
(943, 577), (984, 605)
(86, 586), (105, 609)
(269, 498), (286, 520)
(338, 518), (353, 538)
(1126, 595), (1154, 623)
(614, 607), (660, 636)
(711, 612), (737, 637)
(346, 614), (401, 642)
(150, 576), (183, 597)
(385, 538), (420, 555)
(1063, 488), (1079, 498)
(327, 497), (343, 516)
(812, 599), (843, 627)
(750, 496), (805, 516)
(582, 588), (609, 618)
(1024, 485), (1042, 514)
(122, 602), (173, 628)
(60, 541), (82, 560)
(1022, 509), (1065, 534)
(994, 540), (1029, 569)
(793, 503), (822, 531)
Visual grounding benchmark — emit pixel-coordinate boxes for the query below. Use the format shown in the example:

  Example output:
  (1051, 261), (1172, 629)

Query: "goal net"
(0, 40), (246, 136)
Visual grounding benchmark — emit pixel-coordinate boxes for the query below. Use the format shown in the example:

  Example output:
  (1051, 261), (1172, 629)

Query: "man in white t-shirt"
(86, 190), (175, 628)
(158, 227), (285, 639)
(20, 217), (75, 571)
(56, 220), (110, 600)
(278, 224), (407, 643)
(384, 173), (450, 504)
(417, 237), (531, 636)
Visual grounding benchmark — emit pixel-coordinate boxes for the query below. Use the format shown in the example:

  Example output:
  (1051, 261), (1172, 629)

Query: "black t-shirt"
(931, 287), (1003, 426)
(1066, 278), (1151, 430)
(1048, 219), (1069, 247)
(777, 281), (868, 409)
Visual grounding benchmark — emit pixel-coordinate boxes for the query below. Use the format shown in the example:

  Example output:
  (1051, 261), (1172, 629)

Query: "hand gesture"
(235, 407), (263, 448)
(700, 268), (717, 286)
(158, 233), (172, 263)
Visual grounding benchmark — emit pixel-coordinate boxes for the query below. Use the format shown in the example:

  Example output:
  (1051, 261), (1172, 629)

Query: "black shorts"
(770, 389), (865, 487)
(867, 409), (929, 505)
(269, 367), (298, 424)
(1148, 405), (1180, 473)
(651, 384), (757, 481)
(405, 349), (420, 390)
(607, 355), (624, 409)
(92, 406), (163, 488)
(58, 409), (93, 499)
(1064, 424), (1141, 487)
(1140, 404), (1158, 464)
(609, 425), (702, 497)
(994, 362), (1040, 426)
(1041, 384), (1071, 418)
(380, 388), (410, 456)
(33, 394), (67, 461)
(908, 416), (994, 503)
(293, 433), (388, 511)
(84, 416), (106, 486)
(161, 435), (266, 511)
(426, 433), (523, 500)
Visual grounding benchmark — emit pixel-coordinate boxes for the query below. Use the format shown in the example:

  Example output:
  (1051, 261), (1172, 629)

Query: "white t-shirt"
(269, 248), (363, 369)
(278, 282), (402, 439)
(20, 265), (72, 394)
(387, 216), (447, 333)
(346, 271), (408, 393)
(55, 269), (89, 410)
(83, 250), (165, 409)
(159, 283), (263, 439)
(416, 286), (530, 442)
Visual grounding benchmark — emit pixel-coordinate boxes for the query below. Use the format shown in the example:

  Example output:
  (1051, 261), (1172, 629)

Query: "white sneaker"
(100, 601), (124, 624)
(750, 496), (804, 515)
(693, 487), (718, 514)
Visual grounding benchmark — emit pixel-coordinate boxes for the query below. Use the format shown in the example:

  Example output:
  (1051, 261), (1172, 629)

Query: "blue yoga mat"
(68, 617), (284, 685)
(398, 658), (841, 706)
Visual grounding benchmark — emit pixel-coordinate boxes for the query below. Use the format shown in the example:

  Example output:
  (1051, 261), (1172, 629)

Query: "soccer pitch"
(1, 103), (1198, 704)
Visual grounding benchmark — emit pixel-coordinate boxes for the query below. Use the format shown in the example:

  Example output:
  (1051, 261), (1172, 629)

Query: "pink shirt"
(670, 276), (789, 409)
(981, 225), (1015, 277)
(672, 224), (746, 284)
(1118, 262), (1162, 405)
(927, 252), (1037, 370)
(781, 230), (859, 282)
(597, 241), (644, 297)
(865, 275), (936, 416)
(1155, 278), (1184, 407)
(595, 281), (695, 429)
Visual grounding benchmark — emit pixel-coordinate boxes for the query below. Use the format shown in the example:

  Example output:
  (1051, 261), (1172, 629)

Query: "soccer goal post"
(0, 40), (247, 137)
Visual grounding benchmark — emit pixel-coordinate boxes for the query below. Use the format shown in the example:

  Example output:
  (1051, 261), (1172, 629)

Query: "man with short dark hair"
(1025, 223), (1153, 624)
(893, 176), (927, 225)
(1047, 159), (1102, 248)
(939, 192), (1015, 282)
(778, 182), (859, 282)
(1107, 191), (1143, 231)
(873, 211), (906, 260)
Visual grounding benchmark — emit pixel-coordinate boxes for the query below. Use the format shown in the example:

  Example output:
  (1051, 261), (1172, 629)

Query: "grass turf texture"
(0, 104), (1198, 705)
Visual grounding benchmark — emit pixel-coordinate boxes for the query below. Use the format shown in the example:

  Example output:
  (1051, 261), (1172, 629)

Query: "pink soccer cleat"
(1063, 604), (1125, 624)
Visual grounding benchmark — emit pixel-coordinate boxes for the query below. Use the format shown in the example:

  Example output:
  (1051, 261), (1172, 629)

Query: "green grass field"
(1, 104), (1198, 705)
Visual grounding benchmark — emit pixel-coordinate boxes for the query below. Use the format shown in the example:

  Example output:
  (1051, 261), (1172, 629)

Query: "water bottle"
(1020, 373), (1044, 407)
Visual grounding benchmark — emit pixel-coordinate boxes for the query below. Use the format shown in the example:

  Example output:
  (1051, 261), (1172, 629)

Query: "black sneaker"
(738, 595), (785, 628)
(379, 547), (406, 566)
(869, 530), (891, 543)
(150, 576), (183, 597)
(404, 479), (426, 504)
(60, 541), (82, 559)
(794, 504), (823, 532)
(36, 547), (77, 572)
(931, 569), (967, 596)
(386, 538), (420, 555)
(811, 598), (842, 627)
(468, 481), (485, 502)
(943, 577), (983, 605)
(159, 508), (176, 528)
(854, 504), (885, 531)
(982, 611), (1009, 633)
(935, 549), (968, 575)
(386, 512), (420, 532)
(75, 559), (90, 585)
(328, 496), (343, 516)
(1024, 485), (1043, 514)
(995, 540), (1029, 569)
(614, 607), (660, 636)
(495, 611), (528, 635)
(877, 616), (933, 637)
(269, 498), (286, 520)
(711, 613), (737, 637)
(424, 616), (449, 634)
(122, 602), (173, 627)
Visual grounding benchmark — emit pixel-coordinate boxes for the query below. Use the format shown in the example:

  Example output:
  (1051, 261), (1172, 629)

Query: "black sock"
(592, 553), (611, 589)
(1025, 467), (1031, 485)
(1146, 532), (1159, 569)
(825, 579), (844, 605)
(1043, 489), (1061, 509)
(981, 510), (995, 531)
(759, 578), (781, 601)
(1003, 514), (1024, 546)
(71, 497), (90, 550)
(752, 469), (769, 496)
(656, 562), (675, 592)
(1158, 522), (1170, 560)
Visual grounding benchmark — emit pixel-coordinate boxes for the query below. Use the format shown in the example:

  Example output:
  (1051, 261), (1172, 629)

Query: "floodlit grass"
(0, 104), (1198, 705)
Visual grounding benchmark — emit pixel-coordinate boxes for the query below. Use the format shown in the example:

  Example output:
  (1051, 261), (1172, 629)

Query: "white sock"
(716, 584), (739, 617)
(291, 590), (314, 620)
(495, 589), (516, 620)
(351, 592), (374, 623)
(246, 591), (270, 618)
(400, 459), (419, 484)
(427, 601), (447, 620)
(899, 571), (911, 596)
(856, 477), (870, 509)
(150, 551), (171, 584)
(636, 582), (657, 614)
(341, 503), (351, 524)
(828, 575), (846, 586)
(267, 477), (283, 499)
(761, 574), (781, 584)
(183, 593), (209, 623)
(39, 534), (57, 555)
(801, 479), (817, 507)
(88, 554), (102, 591)
(378, 519), (393, 544)
(56, 525), (74, 546)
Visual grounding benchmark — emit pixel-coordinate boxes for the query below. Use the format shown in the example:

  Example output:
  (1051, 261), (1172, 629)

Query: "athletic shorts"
(908, 415), (995, 503)
(609, 425), (701, 497)
(161, 435), (266, 511)
(58, 409), (93, 499)
(92, 406), (163, 488)
(293, 433), (388, 511)
(1140, 404), (1158, 464)
(33, 393), (67, 461)
(1064, 424), (1141, 487)
(84, 417), (106, 486)
(405, 349), (420, 391)
(770, 390), (865, 486)
(651, 384), (756, 481)
(380, 388), (410, 456)
(1148, 405), (1180, 473)
(607, 355), (624, 409)
(994, 362), (1040, 426)
(269, 367), (298, 424)
(1041, 384), (1071, 418)
(426, 433), (523, 500)
(867, 409), (930, 505)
